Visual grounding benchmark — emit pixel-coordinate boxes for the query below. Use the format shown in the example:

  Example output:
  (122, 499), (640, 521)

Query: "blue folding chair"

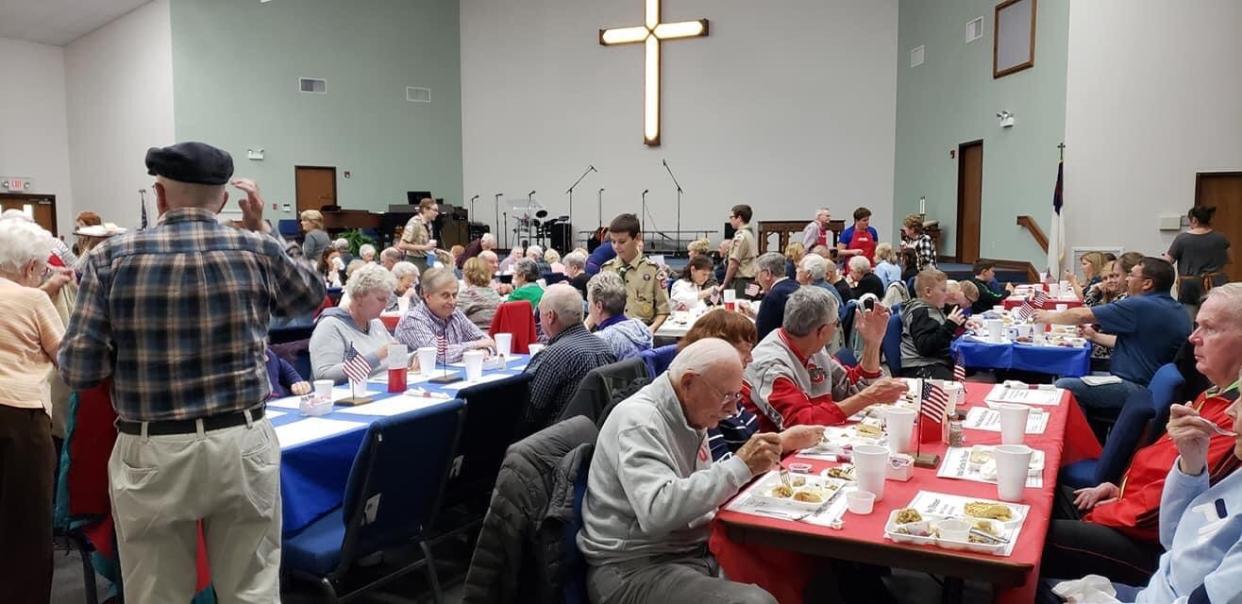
(283, 399), (466, 603)
(1144, 363), (1185, 445)
(639, 344), (679, 378)
(834, 347), (858, 367)
(1062, 389), (1155, 488)
(881, 303), (904, 375)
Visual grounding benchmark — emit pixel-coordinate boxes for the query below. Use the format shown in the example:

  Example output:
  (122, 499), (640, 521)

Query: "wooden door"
(0, 194), (58, 236)
(956, 141), (984, 263)
(1196, 172), (1242, 283)
(295, 166), (336, 213)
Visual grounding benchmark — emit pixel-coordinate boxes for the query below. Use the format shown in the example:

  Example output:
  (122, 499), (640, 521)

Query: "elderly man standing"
(753, 251), (800, 342)
(801, 208), (832, 250)
(579, 338), (781, 604)
(745, 287), (907, 432)
(59, 142), (324, 602)
(520, 284), (615, 437)
(457, 232), (496, 269)
(1035, 256), (1191, 432)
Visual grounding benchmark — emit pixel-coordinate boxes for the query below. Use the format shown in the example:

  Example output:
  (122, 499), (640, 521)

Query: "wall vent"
(299, 78), (327, 94)
(406, 86), (431, 103)
(966, 17), (984, 43)
(910, 45), (925, 68)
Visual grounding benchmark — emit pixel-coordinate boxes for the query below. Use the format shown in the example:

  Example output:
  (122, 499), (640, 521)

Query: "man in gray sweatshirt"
(578, 338), (781, 604)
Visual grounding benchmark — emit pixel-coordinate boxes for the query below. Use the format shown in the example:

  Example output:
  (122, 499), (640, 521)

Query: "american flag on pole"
(343, 342), (372, 384)
(1013, 302), (1037, 323)
(953, 352), (967, 382)
(919, 379), (949, 444)
(436, 335), (447, 370)
(1029, 288), (1050, 308)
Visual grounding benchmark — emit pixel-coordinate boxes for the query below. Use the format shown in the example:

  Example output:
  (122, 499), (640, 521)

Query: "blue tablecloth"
(952, 337), (1090, 377)
(274, 354), (531, 536)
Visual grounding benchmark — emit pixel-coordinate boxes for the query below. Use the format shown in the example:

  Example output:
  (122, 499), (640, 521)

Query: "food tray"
(883, 510), (1009, 555)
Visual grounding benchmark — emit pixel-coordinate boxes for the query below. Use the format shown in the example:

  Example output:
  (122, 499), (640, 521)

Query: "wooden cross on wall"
(599, 0), (709, 146)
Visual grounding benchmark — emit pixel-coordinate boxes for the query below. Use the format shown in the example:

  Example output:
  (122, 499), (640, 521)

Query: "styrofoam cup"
(986, 319), (1005, 342)
(494, 333), (512, 358)
(846, 490), (876, 515)
(885, 407), (916, 454)
(996, 403), (1030, 445)
(994, 444), (1033, 502)
(416, 347), (437, 376)
(313, 379), (333, 401)
(387, 344), (408, 370)
(397, 295), (410, 314)
(1056, 303), (1068, 312)
(528, 343), (546, 356)
(852, 444), (889, 502)
(463, 350), (485, 381)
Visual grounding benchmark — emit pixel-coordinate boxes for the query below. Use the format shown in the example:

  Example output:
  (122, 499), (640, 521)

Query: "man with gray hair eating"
(579, 337), (782, 604)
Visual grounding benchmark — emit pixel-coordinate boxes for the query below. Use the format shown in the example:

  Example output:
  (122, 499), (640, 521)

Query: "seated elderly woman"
(563, 251), (590, 297)
(783, 242), (806, 280)
(506, 258), (545, 309)
(358, 243), (377, 263)
(586, 271), (653, 361)
(384, 261), (419, 312)
(545, 248), (565, 274)
(0, 218), (64, 601)
(900, 269), (968, 379)
(845, 255), (885, 300)
(310, 263), (398, 383)
(744, 287), (907, 432)
(526, 244), (551, 274)
(794, 253), (842, 302)
(395, 266), (493, 362)
(457, 256), (503, 331)
(670, 255), (719, 312)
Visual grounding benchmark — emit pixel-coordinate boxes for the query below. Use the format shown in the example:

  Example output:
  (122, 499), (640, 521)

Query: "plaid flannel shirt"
(519, 323), (615, 437)
(911, 233), (937, 271)
(59, 208), (325, 421)
(393, 301), (487, 363)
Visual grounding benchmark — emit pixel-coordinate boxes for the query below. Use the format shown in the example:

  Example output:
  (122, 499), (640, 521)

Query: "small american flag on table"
(1029, 288), (1050, 308)
(919, 379), (949, 444)
(1013, 302), (1037, 323)
(343, 343), (372, 384)
(953, 352), (967, 382)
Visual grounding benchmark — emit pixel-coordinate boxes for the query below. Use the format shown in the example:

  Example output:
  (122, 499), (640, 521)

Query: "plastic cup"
(463, 350), (485, 381)
(1055, 303), (1068, 312)
(528, 343), (545, 356)
(996, 403), (1031, 445)
(993, 444), (1034, 502)
(986, 319), (1004, 342)
(936, 518), (971, 542)
(846, 490), (876, 515)
(416, 347), (437, 376)
(494, 333), (512, 358)
(852, 444), (889, 502)
(942, 382), (964, 415)
(313, 379), (333, 402)
(396, 295), (410, 314)
(723, 288), (737, 311)
(1047, 283), (1060, 299)
(885, 407), (916, 454)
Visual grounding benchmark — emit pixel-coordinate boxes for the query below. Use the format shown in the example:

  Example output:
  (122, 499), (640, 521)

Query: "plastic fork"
(1198, 416), (1238, 438)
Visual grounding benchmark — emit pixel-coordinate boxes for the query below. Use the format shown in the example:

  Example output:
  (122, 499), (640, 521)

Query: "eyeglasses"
(703, 379), (743, 406)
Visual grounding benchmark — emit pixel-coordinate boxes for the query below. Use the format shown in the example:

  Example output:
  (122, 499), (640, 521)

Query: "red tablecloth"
(712, 382), (1102, 604)
(1002, 296), (1083, 311)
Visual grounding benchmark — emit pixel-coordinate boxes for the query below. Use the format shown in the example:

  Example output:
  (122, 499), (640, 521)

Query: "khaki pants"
(109, 414), (282, 604)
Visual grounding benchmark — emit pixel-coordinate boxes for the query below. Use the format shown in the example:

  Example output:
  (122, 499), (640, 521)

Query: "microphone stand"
(597, 188), (605, 229)
(469, 195), (479, 227)
(565, 165), (595, 248)
(502, 212), (508, 248)
(662, 160), (684, 253)
(493, 193), (503, 240)
(641, 189), (649, 241)
(527, 191), (537, 247)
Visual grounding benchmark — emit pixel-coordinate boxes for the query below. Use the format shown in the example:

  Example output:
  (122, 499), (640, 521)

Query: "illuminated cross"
(599, 0), (709, 146)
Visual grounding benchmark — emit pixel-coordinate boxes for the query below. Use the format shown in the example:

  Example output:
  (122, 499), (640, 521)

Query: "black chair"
(270, 324), (315, 345)
(283, 399), (466, 603)
(439, 373), (535, 511)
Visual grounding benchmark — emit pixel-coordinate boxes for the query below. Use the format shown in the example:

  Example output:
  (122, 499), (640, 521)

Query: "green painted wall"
(894, 0), (1068, 264)
(170, 0), (462, 220)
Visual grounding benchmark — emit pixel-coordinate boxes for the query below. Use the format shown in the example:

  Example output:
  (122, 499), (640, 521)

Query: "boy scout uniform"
(729, 224), (759, 298)
(401, 215), (431, 271)
(601, 254), (670, 326)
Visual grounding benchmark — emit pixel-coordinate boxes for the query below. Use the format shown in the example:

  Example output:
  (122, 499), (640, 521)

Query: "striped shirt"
(59, 208), (325, 421)
(393, 301), (487, 363)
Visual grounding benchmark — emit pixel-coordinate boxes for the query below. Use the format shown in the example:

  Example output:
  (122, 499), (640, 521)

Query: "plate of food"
(757, 474), (846, 509)
(823, 464), (855, 481)
(884, 509), (1009, 555)
(961, 499), (1025, 526)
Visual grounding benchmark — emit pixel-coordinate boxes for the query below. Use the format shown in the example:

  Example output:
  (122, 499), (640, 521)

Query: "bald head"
(155, 176), (227, 212)
(670, 338), (745, 430)
(538, 283), (584, 338)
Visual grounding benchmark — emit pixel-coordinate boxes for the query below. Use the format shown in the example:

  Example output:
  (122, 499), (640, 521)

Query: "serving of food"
(963, 500), (1016, 522)
(885, 508), (1012, 555)
(758, 474), (845, 509)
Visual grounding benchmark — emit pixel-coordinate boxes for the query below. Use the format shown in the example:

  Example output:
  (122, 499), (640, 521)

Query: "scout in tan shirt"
(600, 213), (670, 332)
(723, 204), (759, 298)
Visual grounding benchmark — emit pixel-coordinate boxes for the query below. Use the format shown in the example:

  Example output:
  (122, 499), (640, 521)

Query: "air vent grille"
(406, 87), (431, 103)
(299, 78), (327, 94)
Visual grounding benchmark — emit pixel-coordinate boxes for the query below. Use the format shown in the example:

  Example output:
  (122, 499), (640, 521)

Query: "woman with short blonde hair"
(299, 210), (330, 264)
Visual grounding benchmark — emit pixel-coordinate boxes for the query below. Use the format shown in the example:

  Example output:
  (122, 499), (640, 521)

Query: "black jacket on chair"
(557, 357), (649, 427)
(462, 416), (598, 604)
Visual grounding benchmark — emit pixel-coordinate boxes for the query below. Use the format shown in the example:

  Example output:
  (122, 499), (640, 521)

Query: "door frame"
(956, 139), (984, 264)
(1195, 171), (1242, 205)
(294, 165), (337, 213)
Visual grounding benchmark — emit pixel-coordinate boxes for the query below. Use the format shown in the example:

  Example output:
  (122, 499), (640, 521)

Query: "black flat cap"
(145, 142), (234, 185)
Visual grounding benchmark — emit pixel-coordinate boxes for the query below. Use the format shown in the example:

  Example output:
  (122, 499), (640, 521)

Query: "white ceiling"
(0, 0), (153, 46)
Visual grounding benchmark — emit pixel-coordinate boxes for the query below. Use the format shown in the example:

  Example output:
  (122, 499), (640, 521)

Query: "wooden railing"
(1016, 216), (1048, 253)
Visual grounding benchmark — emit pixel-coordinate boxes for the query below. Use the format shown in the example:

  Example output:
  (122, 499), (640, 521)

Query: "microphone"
(598, 187), (605, 192)
(642, 189), (649, 195)
(589, 165), (597, 172)
(529, 190), (536, 196)
(662, 159), (667, 167)
(470, 195), (479, 202)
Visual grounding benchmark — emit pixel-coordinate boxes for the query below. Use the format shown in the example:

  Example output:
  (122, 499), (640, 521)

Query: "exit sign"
(1, 177), (31, 191)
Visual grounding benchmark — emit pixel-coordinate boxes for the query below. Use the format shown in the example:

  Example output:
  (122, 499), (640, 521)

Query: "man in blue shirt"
(754, 252), (802, 342)
(1035, 257), (1190, 436)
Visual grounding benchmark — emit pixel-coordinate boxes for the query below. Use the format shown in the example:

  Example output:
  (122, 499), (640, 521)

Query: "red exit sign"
(1, 177), (31, 191)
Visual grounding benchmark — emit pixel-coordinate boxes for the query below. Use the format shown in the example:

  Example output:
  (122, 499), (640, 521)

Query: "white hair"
(359, 244), (377, 260)
(479, 250), (499, 263)
(380, 247), (402, 263)
(391, 261), (419, 281)
(540, 283), (584, 327)
(421, 267), (458, 296)
(526, 244), (544, 259)
(345, 262), (397, 298)
(799, 254), (827, 281)
(345, 259), (366, 277)
(333, 238), (350, 251)
(783, 287), (838, 337)
(0, 219), (52, 274)
(481, 233), (495, 245)
(1206, 283), (1242, 324)
(587, 271), (628, 316)
(0, 209), (33, 223)
(756, 251), (785, 277)
(670, 338), (741, 382)
(848, 255), (872, 273)
(563, 251), (586, 270)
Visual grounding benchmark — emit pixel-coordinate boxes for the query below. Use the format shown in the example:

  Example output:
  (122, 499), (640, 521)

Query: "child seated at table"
(899, 269), (967, 380)
(266, 347), (310, 399)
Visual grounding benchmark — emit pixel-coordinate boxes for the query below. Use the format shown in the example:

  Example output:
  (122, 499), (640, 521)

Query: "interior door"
(295, 166), (336, 213)
(0, 194), (57, 236)
(1195, 172), (1242, 283)
(956, 141), (984, 263)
